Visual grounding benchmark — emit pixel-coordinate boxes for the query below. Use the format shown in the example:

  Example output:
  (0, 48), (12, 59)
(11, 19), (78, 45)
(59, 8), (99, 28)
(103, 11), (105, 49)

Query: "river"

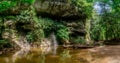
(0, 45), (120, 63)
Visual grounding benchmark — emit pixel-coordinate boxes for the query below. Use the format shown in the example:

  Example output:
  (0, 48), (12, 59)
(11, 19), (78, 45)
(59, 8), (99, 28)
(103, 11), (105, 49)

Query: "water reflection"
(12, 49), (30, 63)
(59, 50), (71, 63)
(0, 46), (120, 63)
(91, 56), (120, 63)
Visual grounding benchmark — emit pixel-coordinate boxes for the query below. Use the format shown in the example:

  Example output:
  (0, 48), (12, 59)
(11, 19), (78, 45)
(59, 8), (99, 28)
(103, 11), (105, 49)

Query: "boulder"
(34, 0), (81, 20)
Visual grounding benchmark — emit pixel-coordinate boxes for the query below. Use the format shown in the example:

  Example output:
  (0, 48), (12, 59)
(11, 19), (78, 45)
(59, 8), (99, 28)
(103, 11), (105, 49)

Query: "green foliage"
(57, 26), (69, 41)
(37, 17), (70, 42)
(71, 36), (85, 44)
(0, 40), (10, 49)
(0, 1), (16, 12)
(17, 6), (45, 42)
(79, 38), (85, 44)
(17, 10), (33, 22)
(0, 17), (4, 39)
(71, 0), (93, 17)
(38, 18), (56, 31)
(26, 32), (35, 42)
(0, 0), (35, 12)
(4, 16), (16, 20)
(38, 17), (70, 41)
(21, 0), (35, 5)
(33, 29), (45, 42)
(91, 0), (120, 41)
(0, 17), (2, 35)
(93, 0), (120, 12)
(29, 6), (45, 42)
(0, 40), (8, 44)
(0, 40), (5, 49)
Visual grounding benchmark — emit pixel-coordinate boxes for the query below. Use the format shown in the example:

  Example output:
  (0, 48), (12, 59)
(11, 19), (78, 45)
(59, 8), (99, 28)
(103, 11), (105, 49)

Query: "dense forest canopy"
(91, 0), (120, 41)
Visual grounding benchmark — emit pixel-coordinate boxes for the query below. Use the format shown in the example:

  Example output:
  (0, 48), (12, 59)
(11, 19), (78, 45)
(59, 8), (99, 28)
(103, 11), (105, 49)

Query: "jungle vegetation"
(0, 0), (120, 49)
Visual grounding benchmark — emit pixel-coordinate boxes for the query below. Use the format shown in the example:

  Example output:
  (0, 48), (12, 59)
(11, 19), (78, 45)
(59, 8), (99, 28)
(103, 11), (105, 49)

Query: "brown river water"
(0, 45), (120, 63)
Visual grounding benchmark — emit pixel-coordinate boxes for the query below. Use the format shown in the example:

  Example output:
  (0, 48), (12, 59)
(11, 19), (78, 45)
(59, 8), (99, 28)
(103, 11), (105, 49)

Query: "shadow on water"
(0, 45), (120, 63)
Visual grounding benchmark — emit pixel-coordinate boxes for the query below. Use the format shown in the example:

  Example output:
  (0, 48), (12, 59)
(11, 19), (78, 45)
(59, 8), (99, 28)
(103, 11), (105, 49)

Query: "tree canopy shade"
(91, 0), (120, 41)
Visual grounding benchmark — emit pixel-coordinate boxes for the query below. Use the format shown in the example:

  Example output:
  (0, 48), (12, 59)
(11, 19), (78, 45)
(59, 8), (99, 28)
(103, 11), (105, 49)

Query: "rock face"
(34, 0), (87, 43)
(0, 0), (88, 44)
(0, 0), (84, 20)
(34, 0), (87, 44)
(64, 21), (86, 35)
(62, 20), (86, 43)
(34, 0), (81, 20)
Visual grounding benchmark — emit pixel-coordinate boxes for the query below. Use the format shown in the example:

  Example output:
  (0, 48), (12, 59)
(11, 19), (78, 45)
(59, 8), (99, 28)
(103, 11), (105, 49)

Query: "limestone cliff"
(0, 0), (92, 45)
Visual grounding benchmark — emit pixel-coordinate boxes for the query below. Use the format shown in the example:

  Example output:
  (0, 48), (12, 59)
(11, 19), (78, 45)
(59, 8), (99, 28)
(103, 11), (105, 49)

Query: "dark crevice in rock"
(104, 38), (120, 45)
(15, 22), (32, 34)
(38, 13), (81, 21)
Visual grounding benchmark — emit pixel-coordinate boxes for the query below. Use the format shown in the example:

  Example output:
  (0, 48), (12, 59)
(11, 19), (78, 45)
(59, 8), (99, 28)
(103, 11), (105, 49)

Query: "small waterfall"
(12, 49), (29, 63)
(85, 19), (91, 44)
(2, 29), (30, 50)
(18, 35), (30, 50)
(11, 33), (30, 62)
(37, 32), (58, 55)
(50, 32), (58, 47)
(11, 32), (30, 50)
(49, 32), (58, 55)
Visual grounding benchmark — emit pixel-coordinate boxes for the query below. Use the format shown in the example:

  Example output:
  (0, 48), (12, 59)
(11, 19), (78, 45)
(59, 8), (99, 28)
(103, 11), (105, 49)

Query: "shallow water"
(0, 45), (120, 63)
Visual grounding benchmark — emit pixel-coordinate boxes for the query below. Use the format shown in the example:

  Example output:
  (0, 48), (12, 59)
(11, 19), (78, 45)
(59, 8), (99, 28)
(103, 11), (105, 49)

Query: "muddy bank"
(0, 47), (20, 55)
(73, 45), (120, 63)
(88, 45), (120, 55)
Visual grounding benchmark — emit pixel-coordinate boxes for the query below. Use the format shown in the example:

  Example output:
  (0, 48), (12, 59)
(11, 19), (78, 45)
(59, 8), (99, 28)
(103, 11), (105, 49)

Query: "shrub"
(21, 0), (35, 5)
(0, 1), (16, 12)
(56, 26), (69, 41)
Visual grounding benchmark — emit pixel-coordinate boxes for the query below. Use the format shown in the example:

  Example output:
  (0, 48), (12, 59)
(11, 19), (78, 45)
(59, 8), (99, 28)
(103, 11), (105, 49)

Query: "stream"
(0, 45), (120, 63)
